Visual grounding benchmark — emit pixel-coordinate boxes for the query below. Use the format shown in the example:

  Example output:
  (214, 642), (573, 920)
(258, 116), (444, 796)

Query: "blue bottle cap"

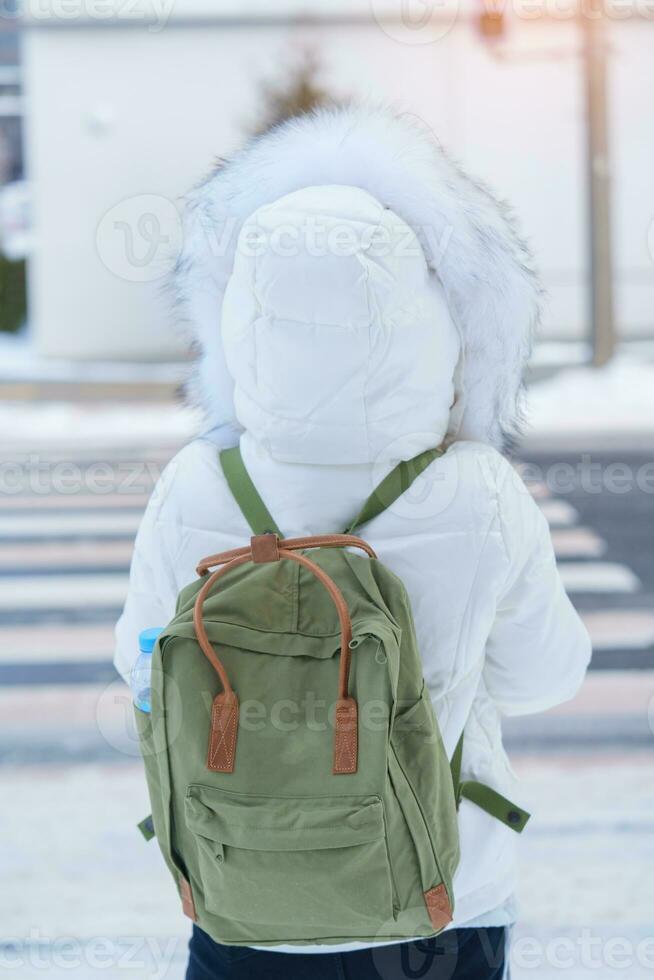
(138, 627), (163, 654)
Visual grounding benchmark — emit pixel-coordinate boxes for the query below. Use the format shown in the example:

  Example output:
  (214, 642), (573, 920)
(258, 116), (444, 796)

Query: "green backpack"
(136, 446), (529, 947)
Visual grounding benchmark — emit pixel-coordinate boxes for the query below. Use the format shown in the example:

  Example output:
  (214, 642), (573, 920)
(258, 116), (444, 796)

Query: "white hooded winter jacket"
(115, 107), (591, 952)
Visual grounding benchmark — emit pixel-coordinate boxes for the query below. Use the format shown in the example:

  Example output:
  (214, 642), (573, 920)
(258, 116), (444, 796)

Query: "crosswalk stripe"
(1, 608), (649, 671)
(0, 539), (133, 571)
(0, 660), (117, 686)
(0, 492), (149, 511)
(0, 447), (175, 464)
(0, 574), (128, 609)
(3, 672), (652, 741)
(0, 512), (141, 538)
(0, 443), (647, 689)
(0, 624), (115, 662)
(550, 527), (606, 559)
(559, 562), (641, 594)
(581, 610), (654, 650)
(538, 499), (579, 527)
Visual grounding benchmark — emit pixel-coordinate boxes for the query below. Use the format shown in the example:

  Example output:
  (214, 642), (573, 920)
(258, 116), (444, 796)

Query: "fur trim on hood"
(173, 105), (541, 452)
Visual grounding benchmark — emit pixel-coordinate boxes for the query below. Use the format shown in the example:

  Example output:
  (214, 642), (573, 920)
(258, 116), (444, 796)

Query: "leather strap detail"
(281, 550), (353, 705)
(193, 554), (250, 695)
(196, 533), (376, 576)
(333, 696), (358, 774)
(251, 533), (280, 563)
(179, 875), (198, 921)
(424, 884), (452, 932)
(193, 536), (360, 774)
(207, 690), (239, 773)
(281, 534), (376, 559)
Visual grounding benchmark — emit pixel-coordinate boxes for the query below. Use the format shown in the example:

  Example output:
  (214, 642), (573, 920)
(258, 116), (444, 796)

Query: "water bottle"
(131, 628), (163, 713)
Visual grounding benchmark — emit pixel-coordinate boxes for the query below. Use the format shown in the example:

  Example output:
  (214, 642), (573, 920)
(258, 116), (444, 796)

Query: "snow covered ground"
(0, 333), (189, 386)
(1, 355), (654, 451)
(526, 357), (654, 441)
(3, 747), (652, 979)
(2, 671), (653, 979)
(2, 324), (654, 448)
(0, 399), (201, 449)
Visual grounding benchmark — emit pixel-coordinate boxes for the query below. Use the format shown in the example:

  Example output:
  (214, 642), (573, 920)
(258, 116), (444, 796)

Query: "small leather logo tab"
(333, 697), (358, 774)
(207, 691), (239, 773)
(179, 875), (197, 921)
(251, 534), (280, 563)
(424, 884), (453, 932)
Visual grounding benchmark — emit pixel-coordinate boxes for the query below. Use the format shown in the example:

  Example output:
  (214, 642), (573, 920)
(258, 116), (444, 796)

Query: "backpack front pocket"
(184, 785), (394, 940)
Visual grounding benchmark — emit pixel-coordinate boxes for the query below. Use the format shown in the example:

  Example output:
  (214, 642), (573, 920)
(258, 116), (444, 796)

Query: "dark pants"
(186, 925), (507, 980)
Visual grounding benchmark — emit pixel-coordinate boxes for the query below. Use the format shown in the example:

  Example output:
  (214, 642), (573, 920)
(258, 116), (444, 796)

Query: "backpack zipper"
(380, 800), (401, 917)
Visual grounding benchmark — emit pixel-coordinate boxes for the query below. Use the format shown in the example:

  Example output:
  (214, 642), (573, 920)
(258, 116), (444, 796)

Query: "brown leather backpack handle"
(193, 534), (362, 775)
(196, 533), (376, 576)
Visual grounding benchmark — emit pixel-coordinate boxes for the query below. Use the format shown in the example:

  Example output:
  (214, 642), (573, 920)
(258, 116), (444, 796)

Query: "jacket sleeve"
(482, 458), (592, 717)
(114, 467), (180, 686)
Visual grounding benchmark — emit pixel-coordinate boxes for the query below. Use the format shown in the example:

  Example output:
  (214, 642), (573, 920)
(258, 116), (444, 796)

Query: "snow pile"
(0, 400), (202, 448)
(0, 333), (188, 384)
(527, 358), (654, 436)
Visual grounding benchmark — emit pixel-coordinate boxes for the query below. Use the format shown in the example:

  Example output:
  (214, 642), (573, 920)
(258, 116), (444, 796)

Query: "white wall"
(23, 23), (287, 359)
(22, 13), (654, 360)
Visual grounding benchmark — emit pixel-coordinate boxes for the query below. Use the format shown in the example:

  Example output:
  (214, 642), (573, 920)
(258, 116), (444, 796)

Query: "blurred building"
(0, 13), (21, 185)
(18, 1), (654, 361)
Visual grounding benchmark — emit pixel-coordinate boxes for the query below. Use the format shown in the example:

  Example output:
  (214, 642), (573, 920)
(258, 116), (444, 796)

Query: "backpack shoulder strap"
(220, 445), (444, 539)
(450, 731), (530, 833)
(344, 446), (444, 534)
(219, 447), (283, 538)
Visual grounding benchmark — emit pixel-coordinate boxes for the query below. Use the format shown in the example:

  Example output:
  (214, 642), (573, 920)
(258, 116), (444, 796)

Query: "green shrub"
(0, 255), (26, 333)
(252, 48), (339, 137)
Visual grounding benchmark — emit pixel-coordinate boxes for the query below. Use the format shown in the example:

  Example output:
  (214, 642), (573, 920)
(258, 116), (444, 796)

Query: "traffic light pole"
(582, 8), (616, 366)
(482, 3), (616, 367)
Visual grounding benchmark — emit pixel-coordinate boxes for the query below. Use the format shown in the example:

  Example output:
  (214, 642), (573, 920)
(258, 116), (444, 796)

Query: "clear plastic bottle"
(131, 628), (163, 713)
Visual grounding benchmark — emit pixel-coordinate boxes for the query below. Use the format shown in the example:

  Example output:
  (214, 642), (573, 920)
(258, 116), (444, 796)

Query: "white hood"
(174, 105), (541, 456)
(221, 184), (459, 464)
